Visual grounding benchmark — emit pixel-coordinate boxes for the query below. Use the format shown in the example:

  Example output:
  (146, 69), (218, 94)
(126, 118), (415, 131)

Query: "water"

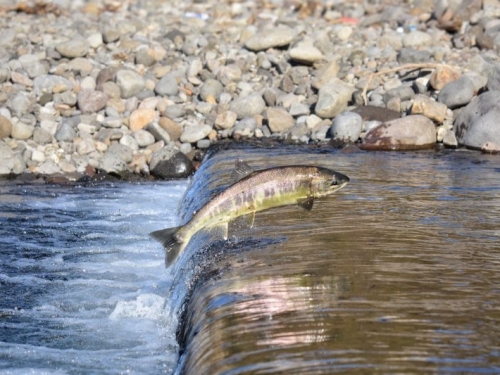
(169, 145), (500, 374)
(0, 181), (188, 374)
(2, 145), (500, 374)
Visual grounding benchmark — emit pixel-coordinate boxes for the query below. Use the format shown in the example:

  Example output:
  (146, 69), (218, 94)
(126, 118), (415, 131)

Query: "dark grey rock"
(384, 85), (415, 104)
(438, 76), (475, 109)
(454, 91), (500, 149)
(398, 48), (432, 64)
(151, 152), (194, 179)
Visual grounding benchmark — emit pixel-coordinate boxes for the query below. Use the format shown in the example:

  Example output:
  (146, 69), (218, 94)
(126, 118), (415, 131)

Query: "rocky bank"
(0, 0), (500, 181)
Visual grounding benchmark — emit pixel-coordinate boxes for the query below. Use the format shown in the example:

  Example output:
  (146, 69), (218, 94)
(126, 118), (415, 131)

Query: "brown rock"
(129, 108), (156, 132)
(158, 117), (182, 141)
(362, 115), (436, 150)
(429, 66), (460, 90)
(411, 94), (448, 123)
(352, 105), (400, 122)
(0, 115), (13, 139)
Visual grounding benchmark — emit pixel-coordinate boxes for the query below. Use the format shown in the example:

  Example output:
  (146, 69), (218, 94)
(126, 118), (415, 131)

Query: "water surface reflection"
(176, 146), (500, 374)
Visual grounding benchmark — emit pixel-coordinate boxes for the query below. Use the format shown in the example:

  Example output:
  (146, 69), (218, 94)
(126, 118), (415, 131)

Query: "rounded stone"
(180, 124), (213, 143)
(229, 93), (266, 119)
(330, 112), (363, 143)
(245, 27), (295, 51)
(289, 44), (324, 65)
(55, 40), (89, 58)
(133, 129), (155, 147)
(0, 115), (12, 139)
(200, 79), (223, 102)
(215, 111), (237, 130)
(11, 121), (34, 140)
(55, 122), (76, 142)
(266, 107), (295, 133)
(116, 69), (145, 99)
(315, 78), (355, 119)
(129, 108), (156, 132)
(155, 73), (179, 96)
(438, 76), (475, 109)
(77, 89), (108, 114)
(150, 152), (194, 180)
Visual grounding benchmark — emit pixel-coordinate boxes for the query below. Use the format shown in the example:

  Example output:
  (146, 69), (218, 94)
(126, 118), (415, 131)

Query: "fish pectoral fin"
(149, 226), (184, 268)
(230, 160), (255, 183)
(207, 222), (229, 240)
(297, 196), (314, 211)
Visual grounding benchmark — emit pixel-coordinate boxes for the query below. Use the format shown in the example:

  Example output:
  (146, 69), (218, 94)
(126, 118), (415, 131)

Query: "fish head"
(311, 167), (350, 197)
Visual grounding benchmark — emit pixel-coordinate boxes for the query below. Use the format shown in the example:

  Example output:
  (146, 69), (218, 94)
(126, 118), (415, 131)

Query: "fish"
(150, 160), (350, 267)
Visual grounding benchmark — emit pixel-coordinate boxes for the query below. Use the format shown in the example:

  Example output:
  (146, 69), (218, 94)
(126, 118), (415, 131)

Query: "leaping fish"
(150, 160), (350, 267)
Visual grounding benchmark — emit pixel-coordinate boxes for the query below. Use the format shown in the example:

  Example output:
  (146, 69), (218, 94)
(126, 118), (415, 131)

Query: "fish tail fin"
(149, 226), (185, 267)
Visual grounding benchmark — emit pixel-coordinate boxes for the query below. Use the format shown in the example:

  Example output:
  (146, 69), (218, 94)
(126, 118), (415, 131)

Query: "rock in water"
(151, 152), (194, 179)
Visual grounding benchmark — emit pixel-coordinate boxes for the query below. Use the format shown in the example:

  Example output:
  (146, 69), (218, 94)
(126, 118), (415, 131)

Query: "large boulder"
(454, 91), (500, 150)
(362, 115), (436, 150)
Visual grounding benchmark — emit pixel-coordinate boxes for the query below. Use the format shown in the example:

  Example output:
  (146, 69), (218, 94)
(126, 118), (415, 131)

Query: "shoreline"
(1, 0), (500, 182)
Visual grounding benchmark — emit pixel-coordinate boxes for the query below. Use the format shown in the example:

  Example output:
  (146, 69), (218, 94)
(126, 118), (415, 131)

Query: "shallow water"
(173, 145), (500, 374)
(0, 181), (188, 374)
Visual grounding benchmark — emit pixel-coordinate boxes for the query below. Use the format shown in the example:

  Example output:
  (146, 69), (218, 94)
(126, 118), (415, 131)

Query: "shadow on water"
(169, 143), (500, 374)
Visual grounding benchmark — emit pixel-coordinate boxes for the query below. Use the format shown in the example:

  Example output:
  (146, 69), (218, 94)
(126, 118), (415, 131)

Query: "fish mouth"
(331, 172), (350, 187)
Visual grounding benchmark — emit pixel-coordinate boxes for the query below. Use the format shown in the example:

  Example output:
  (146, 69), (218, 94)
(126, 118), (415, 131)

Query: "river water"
(0, 180), (188, 374)
(1, 144), (500, 374)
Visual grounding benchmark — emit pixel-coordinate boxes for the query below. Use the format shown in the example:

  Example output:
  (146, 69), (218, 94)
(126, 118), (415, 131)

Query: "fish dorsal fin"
(297, 196), (314, 211)
(230, 160), (255, 183)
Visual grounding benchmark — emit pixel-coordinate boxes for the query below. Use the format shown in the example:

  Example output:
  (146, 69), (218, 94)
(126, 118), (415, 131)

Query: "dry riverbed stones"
(2, 0), (500, 181)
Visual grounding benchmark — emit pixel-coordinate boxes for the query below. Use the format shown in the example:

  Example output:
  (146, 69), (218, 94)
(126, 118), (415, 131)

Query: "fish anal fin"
(230, 160), (255, 183)
(246, 211), (255, 228)
(149, 226), (184, 268)
(207, 222), (229, 240)
(297, 196), (314, 211)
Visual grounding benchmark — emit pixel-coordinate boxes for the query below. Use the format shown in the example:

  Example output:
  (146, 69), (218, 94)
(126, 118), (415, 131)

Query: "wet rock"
(180, 124), (212, 143)
(410, 94), (448, 123)
(362, 115), (436, 150)
(230, 93), (266, 119)
(77, 89), (108, 114)
(151, 151), (194, 180)
(454, 91), (500, 149)
(331, 112), (363, 144)
(266, 107), (294, 133)
(438, 76), (475, 109)
(245, 27), (295, 51)
(0, 115), (12, 139)
(315, 78), (354, 119)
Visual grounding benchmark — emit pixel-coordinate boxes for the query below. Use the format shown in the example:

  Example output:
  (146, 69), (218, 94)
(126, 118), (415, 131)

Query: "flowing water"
(1, 144), (500, 374)
(0, 180), (188, 374)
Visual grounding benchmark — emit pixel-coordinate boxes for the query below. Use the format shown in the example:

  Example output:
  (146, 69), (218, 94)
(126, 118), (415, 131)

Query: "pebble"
(155, 73), (179, 96)
(266, 107), (295, 133)
(151, 152), (194, 180)
(438, 76), (475, 109)
(315, 78), (355, 119)
(116, 69), (145, 99)
(200, 79), (224, 102)
(129, 108), (156, 132)
(289, 44), (324, 65)
(180, 124), (213, 143)
(230, 93), (266, 119)
(0, 115), (12, 138)
(77, 90), (108, 114)
(11, 121), (34, 140)
(56, 40), (89, 58)
(410, 94), (448, 123)
(215, 111), (237, 130)
(331, 112), (363, 144)
(244, 27), (295, 51)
